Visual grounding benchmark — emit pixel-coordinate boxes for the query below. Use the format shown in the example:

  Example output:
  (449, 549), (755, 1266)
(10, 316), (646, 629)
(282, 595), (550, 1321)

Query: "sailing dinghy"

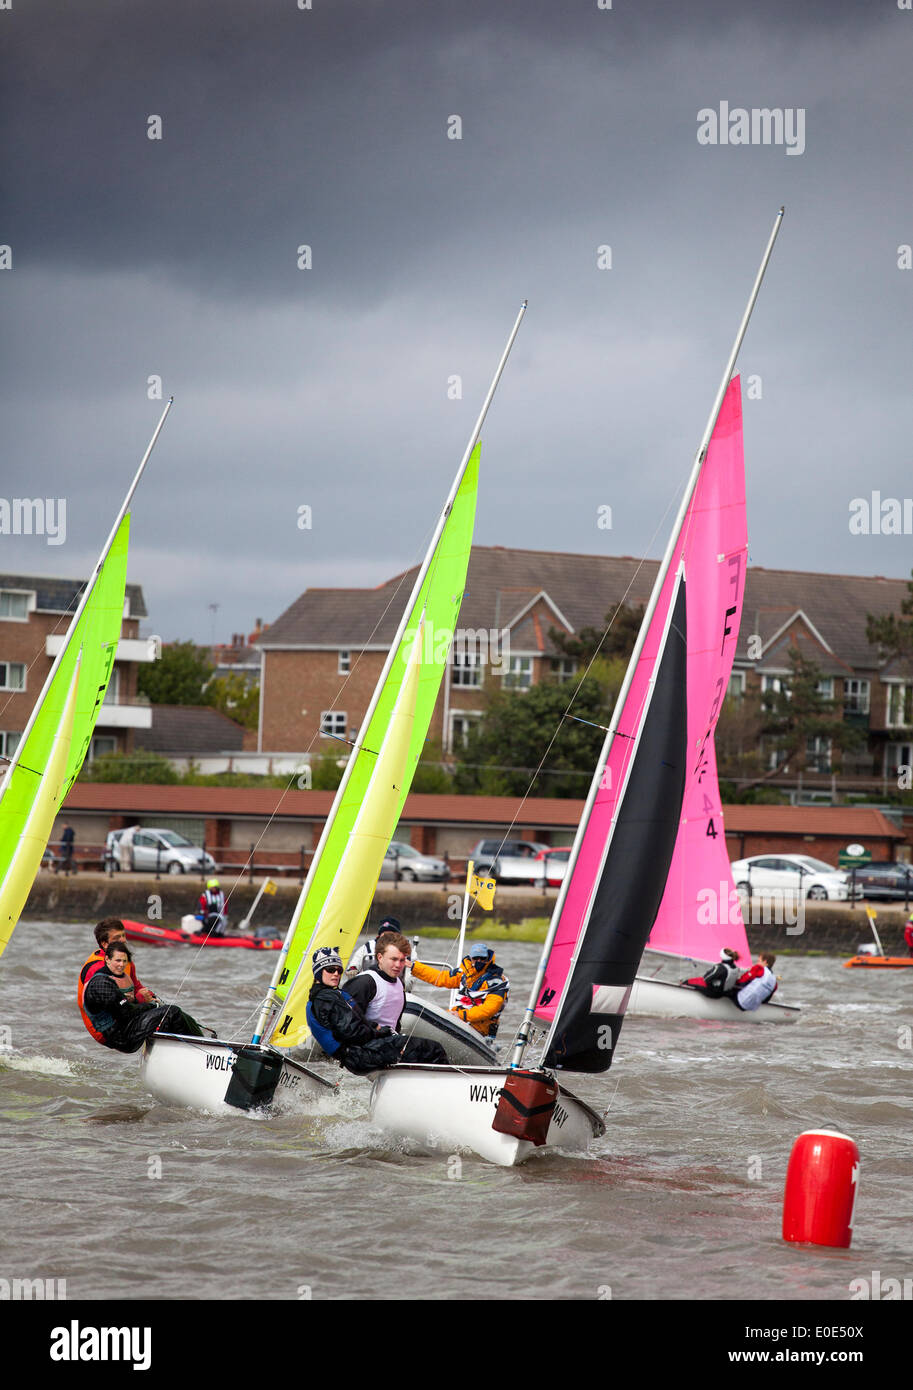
(0, 403), (173, 961)
(142, 306), (528, 1112)
(625, 380), (798, 1024)
(370, 211), (787, 1165)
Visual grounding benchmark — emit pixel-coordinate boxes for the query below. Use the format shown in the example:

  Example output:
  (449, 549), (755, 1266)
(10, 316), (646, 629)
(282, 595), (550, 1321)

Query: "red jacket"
(77, 948), (147, 1042)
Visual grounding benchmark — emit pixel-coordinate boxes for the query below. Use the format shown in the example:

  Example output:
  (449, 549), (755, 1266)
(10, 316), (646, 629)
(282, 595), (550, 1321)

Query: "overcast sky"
(2, 0), (911, 645)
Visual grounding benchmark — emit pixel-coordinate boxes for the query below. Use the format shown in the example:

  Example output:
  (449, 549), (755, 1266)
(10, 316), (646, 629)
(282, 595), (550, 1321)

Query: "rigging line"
(468, 469), (690, 869)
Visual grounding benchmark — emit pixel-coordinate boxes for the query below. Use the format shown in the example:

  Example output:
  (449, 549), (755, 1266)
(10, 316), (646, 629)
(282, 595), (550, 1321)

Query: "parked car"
(106, 828), (217, 876)
(731, 854), (861, 901)
(535, 846), (571, 887)
(469, 839), (554, 885)
(850, 862), (913, 902)
(379, 841), (449, 883)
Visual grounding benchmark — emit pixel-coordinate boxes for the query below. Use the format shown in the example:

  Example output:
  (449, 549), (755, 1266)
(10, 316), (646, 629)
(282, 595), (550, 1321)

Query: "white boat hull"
(370, 1064), (604, 1167)
(400, 997), (500, 1064)
(629, 976), (800, 1023)
(142, 1034), (338, 1113)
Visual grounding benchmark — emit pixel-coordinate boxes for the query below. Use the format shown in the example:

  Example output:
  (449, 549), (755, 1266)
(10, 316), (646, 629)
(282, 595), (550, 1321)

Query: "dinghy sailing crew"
(305, 948), (445, 1074)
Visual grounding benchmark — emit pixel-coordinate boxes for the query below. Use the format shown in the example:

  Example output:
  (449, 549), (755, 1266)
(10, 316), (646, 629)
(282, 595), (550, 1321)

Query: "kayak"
(843, 955), (913, 969)
(123, 919), (282, 950)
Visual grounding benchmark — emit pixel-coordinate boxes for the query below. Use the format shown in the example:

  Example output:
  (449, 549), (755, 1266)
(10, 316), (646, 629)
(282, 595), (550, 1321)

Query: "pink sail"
(536, 376), (747, 1024)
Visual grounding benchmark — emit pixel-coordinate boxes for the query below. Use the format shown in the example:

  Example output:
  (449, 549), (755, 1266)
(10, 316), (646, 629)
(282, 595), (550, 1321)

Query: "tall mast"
(511, 209), (785, 1069)
(251, 306), (527, 1044)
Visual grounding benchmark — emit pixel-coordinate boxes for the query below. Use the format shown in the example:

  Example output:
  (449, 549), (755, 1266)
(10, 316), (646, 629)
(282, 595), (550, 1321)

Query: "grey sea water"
(2, 920), (911, 1305)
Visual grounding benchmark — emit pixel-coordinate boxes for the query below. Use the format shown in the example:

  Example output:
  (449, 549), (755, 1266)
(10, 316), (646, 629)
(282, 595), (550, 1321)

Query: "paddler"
(410, 943), (509, 1038)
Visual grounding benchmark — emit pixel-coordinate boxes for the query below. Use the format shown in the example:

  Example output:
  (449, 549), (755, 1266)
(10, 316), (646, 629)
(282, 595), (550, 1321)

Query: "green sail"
(0, 516), (130, 956)
(273, 445), (480, 1003)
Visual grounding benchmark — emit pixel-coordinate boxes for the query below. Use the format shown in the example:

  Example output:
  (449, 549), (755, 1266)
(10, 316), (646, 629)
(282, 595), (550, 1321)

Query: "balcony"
(45, 636), (157, 663)
(95, 699), (152, 730)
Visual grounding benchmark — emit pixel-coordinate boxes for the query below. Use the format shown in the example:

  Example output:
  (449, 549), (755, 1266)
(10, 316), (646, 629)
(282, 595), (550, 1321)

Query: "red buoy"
(782, 1130), (859, 1248)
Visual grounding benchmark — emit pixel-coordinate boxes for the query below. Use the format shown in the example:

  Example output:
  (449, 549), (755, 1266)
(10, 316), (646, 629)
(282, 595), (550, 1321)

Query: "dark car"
(851, 862), (913, 902)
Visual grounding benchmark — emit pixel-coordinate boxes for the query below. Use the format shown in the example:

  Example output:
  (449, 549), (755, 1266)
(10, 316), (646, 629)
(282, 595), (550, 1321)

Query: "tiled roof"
(258, 546), (909, 674)
(0, 572), (147, 619)
(133, 705), (247, 755)
(62, 785), (907, 842)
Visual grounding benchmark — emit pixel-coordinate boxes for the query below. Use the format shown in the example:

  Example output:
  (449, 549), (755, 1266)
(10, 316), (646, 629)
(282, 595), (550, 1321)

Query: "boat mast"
(251, 305), (528, 1045)
(0, 399), (173, 799)
(510, 209), (785, 1070)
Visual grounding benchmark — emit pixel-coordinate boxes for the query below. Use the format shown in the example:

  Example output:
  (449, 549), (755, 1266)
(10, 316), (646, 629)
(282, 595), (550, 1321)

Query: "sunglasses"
(323, 966), (343, 975)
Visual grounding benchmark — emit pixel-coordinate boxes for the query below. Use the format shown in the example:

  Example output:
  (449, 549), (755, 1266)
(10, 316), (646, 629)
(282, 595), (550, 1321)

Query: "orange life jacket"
(77, 948), (145, 1043)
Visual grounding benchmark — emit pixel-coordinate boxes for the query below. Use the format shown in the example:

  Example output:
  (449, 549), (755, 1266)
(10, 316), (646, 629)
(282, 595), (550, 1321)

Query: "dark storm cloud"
(2, 1), (912, 643)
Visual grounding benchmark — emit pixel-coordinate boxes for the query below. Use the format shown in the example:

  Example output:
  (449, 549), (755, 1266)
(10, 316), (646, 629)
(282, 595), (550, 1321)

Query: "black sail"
(543, 578), (688, 1073)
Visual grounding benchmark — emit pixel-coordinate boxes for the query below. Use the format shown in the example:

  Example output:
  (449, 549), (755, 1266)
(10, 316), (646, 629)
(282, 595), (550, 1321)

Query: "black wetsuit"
(307, 982), (444, 1075)
(83, 967), (203, 1054)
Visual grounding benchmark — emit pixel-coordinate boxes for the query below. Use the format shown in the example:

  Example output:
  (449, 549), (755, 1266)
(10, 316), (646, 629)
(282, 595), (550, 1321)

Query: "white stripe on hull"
(141, 1034), (337, 1113)
(629, 976), (800, 1023)
(369, 1064), (604, 1168)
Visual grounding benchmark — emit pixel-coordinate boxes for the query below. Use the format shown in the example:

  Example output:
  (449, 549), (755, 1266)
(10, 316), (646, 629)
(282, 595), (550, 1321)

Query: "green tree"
(549, 601), (645, 664)
(138, 642), (214, 705)
(79, 751), (179, 784)
(205, 672), (260, 730)
(759, 649), (863, 778)
(452, 672), (614, 798)
(867, 568), (913, 662)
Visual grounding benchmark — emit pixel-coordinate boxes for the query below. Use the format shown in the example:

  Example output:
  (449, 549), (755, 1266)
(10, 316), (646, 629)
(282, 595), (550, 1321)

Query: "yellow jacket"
(411, 954), (509, 1037)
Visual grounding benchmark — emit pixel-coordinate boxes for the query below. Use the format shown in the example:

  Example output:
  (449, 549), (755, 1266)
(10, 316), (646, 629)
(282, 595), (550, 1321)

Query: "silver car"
(379, 841), (449, 883)
(109, 828), (217, 876)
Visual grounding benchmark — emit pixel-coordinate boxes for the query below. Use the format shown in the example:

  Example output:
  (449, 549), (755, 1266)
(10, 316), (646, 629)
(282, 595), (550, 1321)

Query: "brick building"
(255, 546), (913, 787)
(0, 573), (152, 763)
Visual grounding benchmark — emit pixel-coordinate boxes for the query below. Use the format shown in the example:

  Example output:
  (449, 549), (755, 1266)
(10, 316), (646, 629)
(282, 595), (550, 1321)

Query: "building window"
(320, 711), (346, 739)
(886, 742), (913, 777)
(338, 651), (350, 675)
(727, 670), (746, 699)
(0, 662), (26, 692)
(761, 674), (787, 696)
(551, 658), (578, 684)
(449, 713), (481, 749)
(502, 656), (533, 690)
(103, 668), (120, 705)
(0, 730), (21, 758)
(805, 736), (832, 773)
(843, 679), (870, 715)
(0, 591), (30, 621)
(815, 678), (834, 700)
(452, 651), (482, 688)
(885, 683), (912, 729)
(90, 735), (117, 760)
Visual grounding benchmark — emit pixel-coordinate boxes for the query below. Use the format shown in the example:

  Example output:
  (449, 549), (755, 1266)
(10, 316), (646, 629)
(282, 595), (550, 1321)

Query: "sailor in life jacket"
(305, 947), (445, 1075)
(344, 931), (411, 1030)
(731, 951), (779, 1011)
(198, 879), (227, 937)
(411, 943), (509, 1037)
(683, 947), (742, 998)
(346, 917), (406, 979)
(78, 917), (156, 1043)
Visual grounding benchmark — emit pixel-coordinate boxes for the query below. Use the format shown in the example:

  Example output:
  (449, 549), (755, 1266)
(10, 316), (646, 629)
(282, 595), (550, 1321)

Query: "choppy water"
(2, 920), (912, 1305)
